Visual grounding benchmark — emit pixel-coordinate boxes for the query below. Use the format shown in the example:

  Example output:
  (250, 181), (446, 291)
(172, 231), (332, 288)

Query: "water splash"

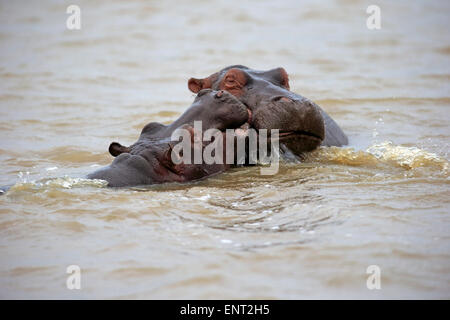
(8, 176), (107, 193)
(367, 141), (448, 171)
(306, 141), (449, 173)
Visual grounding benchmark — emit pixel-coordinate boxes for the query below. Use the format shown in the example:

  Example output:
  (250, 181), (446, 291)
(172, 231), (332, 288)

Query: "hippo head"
(188, 66), (326, 154)
(88, 89), (249, 187)
(89, 129), (228, 187)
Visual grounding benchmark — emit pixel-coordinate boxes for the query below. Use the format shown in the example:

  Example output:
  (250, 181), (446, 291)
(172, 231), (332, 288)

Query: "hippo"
(188, 65), (348, 155)
(87, 89), (250, 187)
(0, 67), (347, 192)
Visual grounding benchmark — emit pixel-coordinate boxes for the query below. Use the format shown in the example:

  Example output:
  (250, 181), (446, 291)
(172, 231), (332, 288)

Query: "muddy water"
(0, 0), (449, 299)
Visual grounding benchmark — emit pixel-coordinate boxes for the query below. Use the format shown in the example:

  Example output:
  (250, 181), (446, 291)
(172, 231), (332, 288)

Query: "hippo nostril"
(215, 90), (224, 98)
(272, 96), (293, 102)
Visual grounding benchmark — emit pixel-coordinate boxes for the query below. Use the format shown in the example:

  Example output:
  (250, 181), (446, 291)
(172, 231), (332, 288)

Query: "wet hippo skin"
(87, 89), (249, 187)
(87, 66), (347, 188)
(188, 65), (348, 154)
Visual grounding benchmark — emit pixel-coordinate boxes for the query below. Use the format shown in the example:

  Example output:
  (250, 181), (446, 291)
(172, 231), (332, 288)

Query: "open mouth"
(235, 124), (323, 143)
(277, 130), (323, 141)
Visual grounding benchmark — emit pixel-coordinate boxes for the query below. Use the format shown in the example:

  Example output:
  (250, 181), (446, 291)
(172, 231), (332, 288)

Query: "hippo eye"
(163, 143), (179, 167)
(224, 75), (236, 85)
(219, 68), (247, 96)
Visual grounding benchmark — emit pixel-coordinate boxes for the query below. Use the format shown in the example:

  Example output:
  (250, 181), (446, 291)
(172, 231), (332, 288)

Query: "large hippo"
(188, 65), (348, 155)
(87, 89), (249, 187)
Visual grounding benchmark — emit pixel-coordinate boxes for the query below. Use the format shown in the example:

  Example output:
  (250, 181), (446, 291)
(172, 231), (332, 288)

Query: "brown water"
(0, 0), (449, 299)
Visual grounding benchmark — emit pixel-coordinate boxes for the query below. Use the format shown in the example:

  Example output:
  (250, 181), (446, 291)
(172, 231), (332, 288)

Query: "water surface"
(0, 0), (449, 298)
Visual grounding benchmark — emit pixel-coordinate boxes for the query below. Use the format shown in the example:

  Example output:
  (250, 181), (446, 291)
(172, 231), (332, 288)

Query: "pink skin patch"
(247, 108), (252, 125)
(233, 107), (252, 138)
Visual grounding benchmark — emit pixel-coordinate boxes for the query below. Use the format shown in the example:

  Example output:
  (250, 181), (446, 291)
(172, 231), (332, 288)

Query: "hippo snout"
(298, 99), (325, 141)
(251, 96), (325, 152)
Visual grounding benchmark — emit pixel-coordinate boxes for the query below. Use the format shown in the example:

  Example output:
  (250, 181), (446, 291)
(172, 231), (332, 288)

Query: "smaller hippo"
(87, 89), (249, 187)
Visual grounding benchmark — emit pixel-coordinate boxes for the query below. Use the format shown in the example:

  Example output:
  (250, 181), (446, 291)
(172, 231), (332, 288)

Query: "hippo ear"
(188, 72), (218, 93)
(109, 142), (131, 157)
(188, 78), (206, 93)
(279, 67), (290, 90)
(266, 67), (290, 90)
